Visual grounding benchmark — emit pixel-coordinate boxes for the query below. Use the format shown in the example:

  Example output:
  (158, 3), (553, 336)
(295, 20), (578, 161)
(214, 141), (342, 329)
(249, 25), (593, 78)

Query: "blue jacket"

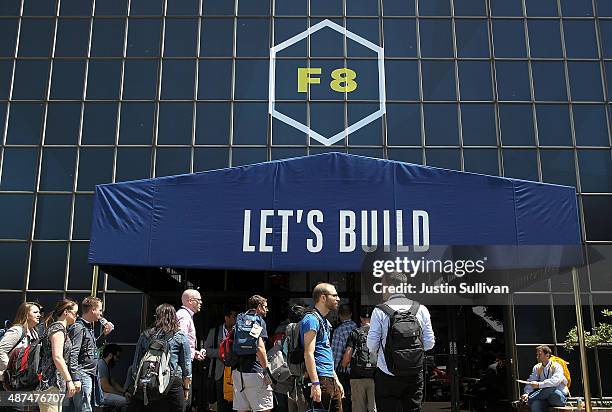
(131, 328), (192, 379)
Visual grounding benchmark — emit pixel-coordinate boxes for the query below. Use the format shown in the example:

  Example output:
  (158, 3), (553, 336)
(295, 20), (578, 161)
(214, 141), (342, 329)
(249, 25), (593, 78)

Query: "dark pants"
(128, 375), (184, 412)
(215, 378), (232, 412)
(374, 368), (424, 412)
(303, 377), (343, 412)
(337, 372), (352, 412)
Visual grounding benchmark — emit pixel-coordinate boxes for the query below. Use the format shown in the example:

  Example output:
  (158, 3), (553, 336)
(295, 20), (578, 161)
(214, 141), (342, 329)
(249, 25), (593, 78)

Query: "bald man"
(177, 289), (205, 362)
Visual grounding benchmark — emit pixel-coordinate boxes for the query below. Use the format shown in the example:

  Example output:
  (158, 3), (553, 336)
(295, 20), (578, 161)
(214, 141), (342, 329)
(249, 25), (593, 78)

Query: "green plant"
(564, 309), (612, 351)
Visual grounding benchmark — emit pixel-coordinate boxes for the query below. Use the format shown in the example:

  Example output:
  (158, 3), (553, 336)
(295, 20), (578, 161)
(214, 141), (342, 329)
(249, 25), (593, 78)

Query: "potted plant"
(564, 309), (612, 350)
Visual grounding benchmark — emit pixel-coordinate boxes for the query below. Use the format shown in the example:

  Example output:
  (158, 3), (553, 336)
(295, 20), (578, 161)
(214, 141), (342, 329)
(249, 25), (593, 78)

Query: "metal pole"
(572, 267), (592, 412)
(91, 265), (99, 298)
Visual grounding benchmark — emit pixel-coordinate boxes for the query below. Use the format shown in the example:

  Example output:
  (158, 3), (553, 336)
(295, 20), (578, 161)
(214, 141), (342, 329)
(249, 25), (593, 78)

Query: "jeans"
(70, 373), (93, 412)
(527, 387), (566, 412)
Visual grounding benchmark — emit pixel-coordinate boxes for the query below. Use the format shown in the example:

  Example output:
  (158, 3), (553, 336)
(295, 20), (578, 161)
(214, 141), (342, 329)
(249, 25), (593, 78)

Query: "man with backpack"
(331, 305), (357, 412)
(302, 283), (344, 412)
(520, 345), (569, 412)
(68, 296), (115, 412)
(367, 272), (435, 412)
(232, 295), (273, 412)
(340, 308), (377, 412)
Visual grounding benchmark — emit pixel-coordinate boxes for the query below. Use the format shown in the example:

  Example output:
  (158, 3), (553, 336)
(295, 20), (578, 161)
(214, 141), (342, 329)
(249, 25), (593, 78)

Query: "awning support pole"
(572, 266), (592, 412)
(91, 265), (99, 298)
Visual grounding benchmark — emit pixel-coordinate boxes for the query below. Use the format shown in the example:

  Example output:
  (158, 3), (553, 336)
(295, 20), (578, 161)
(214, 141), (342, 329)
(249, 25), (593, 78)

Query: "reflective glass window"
(116, 148), (151, 182)
(455, 19), (489, 58)
(23, 0), (56, 16)
(60, 0), (93, 16)
(164, 18), (198, 57)
(123, 60), (159, 100)
(461, 103), (497, 146)
(540, 149), (577, 187)
(44, 103), (81, 145)
(77, 148), (114, 191)
(198, 60), (232, 99)
(202, 0), (235, 15)
(383, 0), (415, 15)
(420, 19), (453, 57)
(568, 62), (603, 101)
(532, 62), (567, 101)
(95, 0), (128, 16)
(274, 0), (306, 15)
(346, 19), (380, 57)
(157, 103), (193, 145)
(598, 0), (612, 16)
(274, 59), (307, 101)
(271, 102), (307, 145)
(0, 194), (33, 239)
(196, 103), (231, 144)
(309, 19), (344, 57)
(600, 21), (612, 58)
(347, 0), (378, 16)
(130, 0), (163, 15)
(6, 103), (44, 145)
(514, 303), (553, 343)
(349, 148), (384, 158)
(605, 63), (612, 99)
(271, 148), (308, 160)
(464, 149), (499, 175)
(50, 60), (85, 100)
(103, 294), (143, 342)
(232, 147), (267, 166)
(236, 19), (269, 57)
(310, 0), (342, 16)
(0, 19), (18, 56)
(419, 0), (450, 16)
(34, 195), (72, 239)
(383, 19), (417, 57)
(493, 20), (527, 57)
(12, 60), (50, 100)
(424, 103), (459, 146)
(426, 149), (460, 169)
(309, 59), (344, 100)
(119, 103), (155, 145)
(274, 19), (307, 57)
(238, 0), (270, 15)
(0, 244), (27, 289)
(582, 196), (612, 241)
(18, 19), (54, 57)
(564, 20), (598, 58)
(454, 0), (487, 16)
(525, 0), (558, 16)
(490, 0), (522, 16)
(200, 19), (234, 57)
(82, 103), (118, 145)
(39, 148), (77, 191)
(536, 104), (572, 146)
(233, 103), (268, 144)
(28, 243), (68, 290)
(1, 148), (38, 191)
(91, 19), (126, 57)
(235, 60), (269, 100)
(72, 195), (93, 240)
(495, 61), (531, 101)
(194, 148), (230, 171)
(347, 103), (382, 145)
(0, 0), (20, 16)
(528, 20), (563, 58)
(309, 102), (345, 146)
(155, 147), (190, 177)
(573, 105), (609, 146)
(458, 61), (493, 101)
(385, 60), (419, 101)
(67, 242), (92, 289)
(0, 61), (13, 99)
(578, 150), (612, 193)
(55, 19), (90, 57)
(499, 104), (535, 146)
(346, 60), (379, 101)
(503, 149), (539, 180)
(127, 19), (162, 57)
(161, 60), (196, 100)
(387, 148), (422, 163)
(86, 60), (122, 100)
(561, 0), (593, 16)
(422, 61), (456, 101)
(167, 0), (199, 15)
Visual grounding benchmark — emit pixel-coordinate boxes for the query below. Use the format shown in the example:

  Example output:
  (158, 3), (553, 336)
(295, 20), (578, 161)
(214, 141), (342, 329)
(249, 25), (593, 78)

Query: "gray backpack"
(132, 329), (173, 405)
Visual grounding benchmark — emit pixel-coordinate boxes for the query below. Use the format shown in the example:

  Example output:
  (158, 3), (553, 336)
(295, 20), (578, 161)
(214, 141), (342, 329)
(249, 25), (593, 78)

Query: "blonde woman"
(38, 299), (79, 412)
(0, 301), (42, 386)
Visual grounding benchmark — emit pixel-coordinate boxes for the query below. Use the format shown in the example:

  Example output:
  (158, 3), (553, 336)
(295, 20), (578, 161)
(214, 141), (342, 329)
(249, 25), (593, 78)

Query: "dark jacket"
(68, 317), (106, 381)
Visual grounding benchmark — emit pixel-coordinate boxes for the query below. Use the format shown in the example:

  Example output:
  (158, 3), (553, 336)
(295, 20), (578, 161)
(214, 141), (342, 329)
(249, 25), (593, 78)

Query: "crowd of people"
(0, 271), (569, 412)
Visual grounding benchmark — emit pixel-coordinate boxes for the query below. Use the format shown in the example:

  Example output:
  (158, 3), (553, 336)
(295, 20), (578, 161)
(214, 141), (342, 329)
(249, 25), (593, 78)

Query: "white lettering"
(242, 210), (255, 252)
(339, 210), (356, 252)
(259, 209), (274, 252)
(277, 210), (293, 252)
(307, 210), (323, 253)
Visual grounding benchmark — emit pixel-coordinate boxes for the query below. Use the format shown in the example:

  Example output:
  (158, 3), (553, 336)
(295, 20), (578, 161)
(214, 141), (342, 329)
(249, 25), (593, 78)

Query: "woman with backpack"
(38, 299), (79, 412)
(0, 302), (42, 387)
(128, 303), (192, 412)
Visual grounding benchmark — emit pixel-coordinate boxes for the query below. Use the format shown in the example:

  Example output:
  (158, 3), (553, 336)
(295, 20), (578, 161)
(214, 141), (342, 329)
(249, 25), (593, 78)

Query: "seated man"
(520, 345), (568, 412)
(98, 343), (128, 411)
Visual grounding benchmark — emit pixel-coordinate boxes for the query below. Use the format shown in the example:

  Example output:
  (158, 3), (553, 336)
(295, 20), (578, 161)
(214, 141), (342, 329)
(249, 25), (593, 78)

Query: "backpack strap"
(408, 301), (420, 316)
(7, 325), (27, 355)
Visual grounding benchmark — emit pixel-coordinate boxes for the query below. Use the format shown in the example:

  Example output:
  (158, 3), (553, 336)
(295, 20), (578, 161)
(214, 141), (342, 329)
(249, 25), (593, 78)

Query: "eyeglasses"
(324, 293), (339, 298)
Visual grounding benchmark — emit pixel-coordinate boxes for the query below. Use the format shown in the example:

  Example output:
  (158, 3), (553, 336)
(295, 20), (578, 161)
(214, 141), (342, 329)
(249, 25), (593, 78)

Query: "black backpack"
(350, 325), (377, 379)
(287, 310), (325, 375)
(377, 301), (424, 377)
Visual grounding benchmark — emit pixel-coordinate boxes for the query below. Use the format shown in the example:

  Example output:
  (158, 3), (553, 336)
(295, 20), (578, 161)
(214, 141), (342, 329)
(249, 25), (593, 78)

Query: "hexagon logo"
(269, 19), (386, 146)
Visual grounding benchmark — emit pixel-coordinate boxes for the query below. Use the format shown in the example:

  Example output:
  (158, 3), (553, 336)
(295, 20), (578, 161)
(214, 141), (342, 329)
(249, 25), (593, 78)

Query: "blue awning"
(88, 153), (581, 271)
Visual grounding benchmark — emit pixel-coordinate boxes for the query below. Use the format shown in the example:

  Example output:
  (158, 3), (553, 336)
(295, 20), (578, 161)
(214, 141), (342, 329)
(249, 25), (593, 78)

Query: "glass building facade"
(0, 0), (611, 400)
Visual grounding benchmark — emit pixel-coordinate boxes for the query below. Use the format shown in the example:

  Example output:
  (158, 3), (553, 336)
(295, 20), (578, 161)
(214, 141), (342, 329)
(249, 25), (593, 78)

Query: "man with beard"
(97, 343), (128, 411)
(302, 283), (344, 412)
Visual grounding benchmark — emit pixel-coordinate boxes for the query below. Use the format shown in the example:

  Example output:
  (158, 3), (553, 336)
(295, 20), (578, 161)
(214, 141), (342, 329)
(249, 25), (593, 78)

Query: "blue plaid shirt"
(331, 319), (358, 374)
